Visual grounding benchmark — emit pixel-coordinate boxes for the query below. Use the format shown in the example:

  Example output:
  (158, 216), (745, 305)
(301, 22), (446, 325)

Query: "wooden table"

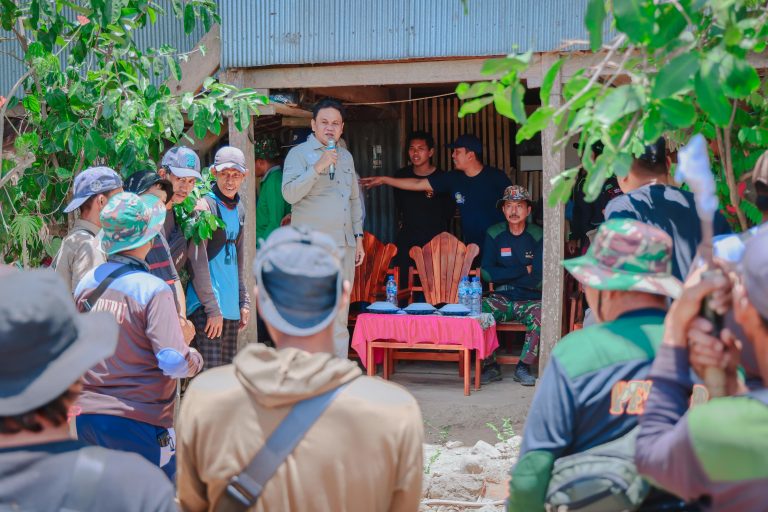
(351, 313), (499, 396)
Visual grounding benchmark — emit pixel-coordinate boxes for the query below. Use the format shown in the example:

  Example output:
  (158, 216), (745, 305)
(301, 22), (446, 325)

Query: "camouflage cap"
(496, 185), (532, 209)
(254, 136), (281, 160)
(562, 218), (682, 298)
(100, 192), (166, 255)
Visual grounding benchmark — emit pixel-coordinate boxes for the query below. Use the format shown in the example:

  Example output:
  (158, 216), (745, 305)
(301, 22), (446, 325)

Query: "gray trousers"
(333, 246), (357, 359)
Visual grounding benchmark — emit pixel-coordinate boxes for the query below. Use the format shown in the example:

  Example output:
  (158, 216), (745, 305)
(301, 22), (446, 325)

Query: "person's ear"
(157, 167), (166, 179)
(310, 118), (317, 133)
(428, 148), (435, 158)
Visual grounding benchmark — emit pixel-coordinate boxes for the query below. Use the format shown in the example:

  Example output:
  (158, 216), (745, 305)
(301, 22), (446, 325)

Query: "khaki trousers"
(333, 246), (356, 359)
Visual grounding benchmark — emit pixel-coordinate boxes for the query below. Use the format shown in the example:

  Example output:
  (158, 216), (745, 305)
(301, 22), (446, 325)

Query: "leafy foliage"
(172, 168), (225, 245)
(458, 0), (768, 231)
(0, 0), (267, 265)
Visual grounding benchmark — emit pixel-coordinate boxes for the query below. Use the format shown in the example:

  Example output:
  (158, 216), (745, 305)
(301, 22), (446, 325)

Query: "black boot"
(480, 362), (503, 384)
(513, 362), (536, 386)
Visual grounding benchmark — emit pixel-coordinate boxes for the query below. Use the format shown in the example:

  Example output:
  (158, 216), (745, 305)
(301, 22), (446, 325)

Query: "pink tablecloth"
(351, 313), (499, 369)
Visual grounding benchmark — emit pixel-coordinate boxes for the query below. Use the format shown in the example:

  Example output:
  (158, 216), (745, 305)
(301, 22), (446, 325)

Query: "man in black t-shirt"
(605, 138), (731, 280)
(361, 134), (512, 258)
(393, 131), (455, 285)
(0, 271), (177, 512)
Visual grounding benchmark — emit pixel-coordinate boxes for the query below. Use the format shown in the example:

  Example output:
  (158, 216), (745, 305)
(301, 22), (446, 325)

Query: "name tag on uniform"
(500, 248), (512, 257)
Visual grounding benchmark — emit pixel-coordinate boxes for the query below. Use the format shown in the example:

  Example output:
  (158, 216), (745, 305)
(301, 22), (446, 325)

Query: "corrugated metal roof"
(0, 8), (206, 98)
(220, 0), (589, 69)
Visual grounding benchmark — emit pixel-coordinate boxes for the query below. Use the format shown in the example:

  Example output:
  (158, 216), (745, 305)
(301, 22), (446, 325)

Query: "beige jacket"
(177, 345), (423, 512)
(282, 134), (363, 247)
(51, 219), (105, 294)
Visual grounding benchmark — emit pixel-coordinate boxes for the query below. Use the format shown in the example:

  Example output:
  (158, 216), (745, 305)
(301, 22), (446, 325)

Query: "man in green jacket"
(255, 136), (291, 248)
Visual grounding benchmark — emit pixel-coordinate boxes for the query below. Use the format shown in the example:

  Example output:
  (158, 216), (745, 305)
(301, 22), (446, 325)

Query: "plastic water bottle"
(470, 277), (482, 316)
(458, 277), (469, 307)
(386, 275), (398, 306)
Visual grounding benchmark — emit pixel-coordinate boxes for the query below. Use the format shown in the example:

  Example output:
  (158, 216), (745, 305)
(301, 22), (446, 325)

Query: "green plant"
(424, 420), (452, 445)
(172, 168), (224, 244)
(0, 1), (266, 265)
(486, 417), (515, 443)
(458, 0), (768, 231)
(424, 447), (442, 475)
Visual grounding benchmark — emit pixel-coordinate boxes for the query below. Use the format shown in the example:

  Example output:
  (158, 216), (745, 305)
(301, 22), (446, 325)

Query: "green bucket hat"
(254, 136), (281, 160)
(562, 218), (682, 298)
(100, 192), (166, 255)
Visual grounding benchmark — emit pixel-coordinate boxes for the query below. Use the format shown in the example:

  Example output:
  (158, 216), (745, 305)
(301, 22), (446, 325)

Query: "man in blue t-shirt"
(187, 146), (252, 369)
(361, 134), (511, 258)
(605, 137), (731, 280)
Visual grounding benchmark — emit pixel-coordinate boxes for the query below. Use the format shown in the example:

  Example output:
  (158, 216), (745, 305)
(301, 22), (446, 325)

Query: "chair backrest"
(351, 232), (398, 304)
(408, 232), (480, 304)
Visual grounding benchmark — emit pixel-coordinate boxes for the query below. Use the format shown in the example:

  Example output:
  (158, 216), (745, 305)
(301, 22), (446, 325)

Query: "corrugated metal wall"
(0, 7), (206, 98)
(220, 0), (588, 68)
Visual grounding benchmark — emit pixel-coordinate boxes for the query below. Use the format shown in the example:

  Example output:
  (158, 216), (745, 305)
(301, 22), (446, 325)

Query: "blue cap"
(447, 134), (483, 159)
(161, 146), (202, 180)
(63, 166), (123, 213)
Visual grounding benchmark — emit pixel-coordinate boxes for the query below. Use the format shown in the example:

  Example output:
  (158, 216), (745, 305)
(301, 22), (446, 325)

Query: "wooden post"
(539, 54), (566, 375)
(222, 69), (258, 349)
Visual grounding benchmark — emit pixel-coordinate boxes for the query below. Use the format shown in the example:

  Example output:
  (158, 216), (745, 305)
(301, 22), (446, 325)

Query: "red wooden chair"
(348, 232), (399, 329)
(407, 232), (480, 305)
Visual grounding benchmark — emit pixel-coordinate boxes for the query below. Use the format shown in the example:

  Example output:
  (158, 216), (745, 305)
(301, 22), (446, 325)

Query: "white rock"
(506, 435), (522, 450)
(472, 440), (502, 458)
(445, 440), (464, 449)
(459, 453), (485, 474)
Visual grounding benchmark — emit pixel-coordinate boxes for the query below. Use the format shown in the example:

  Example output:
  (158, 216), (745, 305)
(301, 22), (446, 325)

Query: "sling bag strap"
(204, 195), (245, 261)
(81, 264), (143, 311)
(60, 446), (108, 512)
(222, 382), (351, 510)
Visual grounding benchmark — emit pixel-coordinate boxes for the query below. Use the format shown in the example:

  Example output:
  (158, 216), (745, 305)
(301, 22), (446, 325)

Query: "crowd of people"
(1, 96), (768, 511)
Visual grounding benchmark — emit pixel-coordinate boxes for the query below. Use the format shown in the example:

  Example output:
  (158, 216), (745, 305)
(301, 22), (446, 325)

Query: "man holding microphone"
(282, 98), (365, 359)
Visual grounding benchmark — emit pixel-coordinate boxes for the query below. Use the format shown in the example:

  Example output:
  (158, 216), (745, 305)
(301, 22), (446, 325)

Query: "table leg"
(475, 350), (481, 391)
(367, 341), (375, 377)
(383, 347), (391, 380)
(458, 351), (464, 378)
(463, 348), (470, 396)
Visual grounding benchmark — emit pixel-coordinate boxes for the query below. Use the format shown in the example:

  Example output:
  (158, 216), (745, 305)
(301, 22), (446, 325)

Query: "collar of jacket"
(262, 165), (282, 181)
(307, 134), (325, 150)
(73, 218), (100, 236)
(108, 253), (150, 271)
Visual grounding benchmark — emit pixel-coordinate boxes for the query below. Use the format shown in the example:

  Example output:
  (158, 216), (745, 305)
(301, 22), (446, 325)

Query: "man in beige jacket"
(282, 98), (365, 359)
(177, 226), (423, 512)
(52, 166), (123, 294)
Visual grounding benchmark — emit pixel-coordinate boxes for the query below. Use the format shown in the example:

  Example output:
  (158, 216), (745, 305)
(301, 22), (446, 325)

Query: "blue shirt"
(187, 195), (242, 320)
(428, 166), (511, 251)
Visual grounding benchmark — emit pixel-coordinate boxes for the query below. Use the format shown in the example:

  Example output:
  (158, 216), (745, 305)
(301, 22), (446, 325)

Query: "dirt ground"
(372, 360), (535, 445)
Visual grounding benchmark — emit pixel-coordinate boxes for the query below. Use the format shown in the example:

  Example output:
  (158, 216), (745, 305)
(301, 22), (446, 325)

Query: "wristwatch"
(354, 233), (364, 239)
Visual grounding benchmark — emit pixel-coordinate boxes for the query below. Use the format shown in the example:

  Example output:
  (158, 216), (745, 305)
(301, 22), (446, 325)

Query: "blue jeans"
(76, 414), (176, 482)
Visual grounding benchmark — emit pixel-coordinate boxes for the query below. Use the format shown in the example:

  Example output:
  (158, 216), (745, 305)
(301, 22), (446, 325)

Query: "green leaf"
(458, 96), (494, 118)
(695, 67), (731, 126)
(721, 56), (760, 99)
(585, 0), (606, 51)
(480, 52), (531, 76)
(613, 0), (654, 44)
(584, 154), (611, 201)
(22, 95), (41, 114)
(642, 107), (664, 142)
(547, 167), (579, 207)
(613, 153), (633, 178)
(516, 106), (554, 143)
(540, 58), (564, 105)
(166, 56), (182, 82)
(183, 3), (195, 34)
(181, 92), (194, 110)
(493, 83), (526, 123)
(593, 85), (644, 126)
(651, 52), (699, 100)
(659, 98), (697, 128)
(456, 81), (501, 100)
(650, 4), (687, 49)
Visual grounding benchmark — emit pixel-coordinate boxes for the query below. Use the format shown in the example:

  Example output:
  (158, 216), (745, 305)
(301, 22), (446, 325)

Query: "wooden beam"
(282, 117), (311, 127)
(167, 24), (221, 94)
(237, 58), (488, 88)
(539, 55), (566, 375)
(272, 103), (312, 118)
(183, 123), (228, 155)
(222, 69), (258, 348)
(312, 86), (391, 105)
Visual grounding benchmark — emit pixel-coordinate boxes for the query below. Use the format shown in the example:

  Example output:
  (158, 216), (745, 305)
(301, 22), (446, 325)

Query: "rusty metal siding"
(220, 0), (589, 69)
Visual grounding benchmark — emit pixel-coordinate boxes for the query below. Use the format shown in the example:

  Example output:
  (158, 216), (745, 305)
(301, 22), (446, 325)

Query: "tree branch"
(722, 102), (747, 230)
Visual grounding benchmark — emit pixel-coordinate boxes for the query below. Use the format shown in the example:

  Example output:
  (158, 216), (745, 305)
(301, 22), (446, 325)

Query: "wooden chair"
(348, 232), (399, 328)
(407, 232), (480, 305)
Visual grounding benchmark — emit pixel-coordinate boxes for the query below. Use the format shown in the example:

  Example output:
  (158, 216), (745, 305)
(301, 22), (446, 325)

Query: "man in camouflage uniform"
(481, 185), (543, 386)
(255, 136), (291, 248)
(508, 219), (684, 511)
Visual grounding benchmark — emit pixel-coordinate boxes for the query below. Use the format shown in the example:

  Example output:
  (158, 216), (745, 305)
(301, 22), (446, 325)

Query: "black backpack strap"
(221, 382), (351, 511)
(81, 264), (142, 311)
(60, 447), (108, 512)
(747, 388), (768, 406)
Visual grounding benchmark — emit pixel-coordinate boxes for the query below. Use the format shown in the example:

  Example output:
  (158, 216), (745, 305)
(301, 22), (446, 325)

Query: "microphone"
(326, 138), (336, 180)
